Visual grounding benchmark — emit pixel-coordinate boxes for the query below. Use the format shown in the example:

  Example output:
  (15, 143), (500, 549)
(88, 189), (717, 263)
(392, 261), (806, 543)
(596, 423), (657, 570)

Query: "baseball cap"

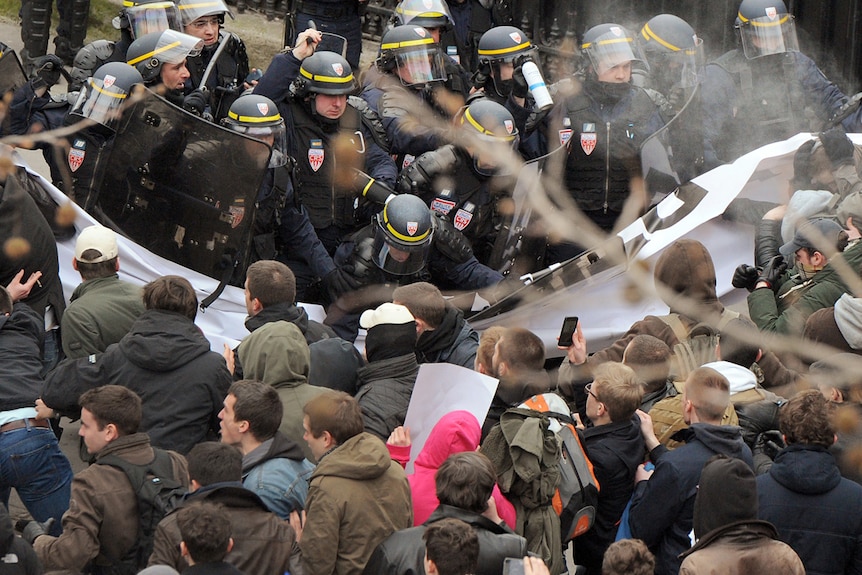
(779, 218), (845, 258)
(75, 225), (119, 263)
(359, 302), (414, 330)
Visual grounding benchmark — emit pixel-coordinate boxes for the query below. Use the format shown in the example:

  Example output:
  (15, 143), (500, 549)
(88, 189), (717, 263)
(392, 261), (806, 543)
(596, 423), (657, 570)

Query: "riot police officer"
(547, 23), (664, 262)
(19, 0), (89, 69)
(702, 0), (862, 168)
(254, 30), (398, 299)
(178, 0), (250, 121)
(126, 29), (203, 106)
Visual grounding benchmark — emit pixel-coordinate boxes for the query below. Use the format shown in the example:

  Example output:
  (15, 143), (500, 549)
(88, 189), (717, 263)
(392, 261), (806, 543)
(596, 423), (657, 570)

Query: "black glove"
(754, 429), (785, 460)
(511, 63), (529, 99)
(432, 212), (473, 264)
(182, 89), (209, 117)
(322, 266), (361, 302)
(757, 255), (787, 291)
(18, 518), (54, 544)
(732, 264), (759, 292)
(754, 218), (782, 268)
(471, 60), (491, 90)
(32, 54), (65, 88)
(821, 125), (855, 167)
(791, 140), (817, 190)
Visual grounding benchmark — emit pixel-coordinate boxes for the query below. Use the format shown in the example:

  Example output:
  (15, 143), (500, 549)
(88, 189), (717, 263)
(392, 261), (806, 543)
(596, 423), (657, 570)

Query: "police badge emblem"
(332, 62), (343, 76)
(580, 123), (597, 155)
(308, 139), (324, 172)
(68, 138), (86, 172)
(453, 208), (472, 230)
(257, 102), (269, 115)
(406, 221), (418, 235)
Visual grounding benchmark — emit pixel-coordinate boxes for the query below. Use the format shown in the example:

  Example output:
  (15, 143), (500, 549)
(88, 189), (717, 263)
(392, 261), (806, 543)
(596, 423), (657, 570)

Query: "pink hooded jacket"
(388, 410), (517, 527)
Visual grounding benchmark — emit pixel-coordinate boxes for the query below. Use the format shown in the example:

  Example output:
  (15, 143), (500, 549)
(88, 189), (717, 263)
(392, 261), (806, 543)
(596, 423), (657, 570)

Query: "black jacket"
(362, 504), (526, 575)
(415, 306), (479, 369)
(0, 303), (44, 411)
(0, 499), (41, 575)
(757, 444), (862, 575)
(43, 309), (231, 454)
(355, 353), (419, 440)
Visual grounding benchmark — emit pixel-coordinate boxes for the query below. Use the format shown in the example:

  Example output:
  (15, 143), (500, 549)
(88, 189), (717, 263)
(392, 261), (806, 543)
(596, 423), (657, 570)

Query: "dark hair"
(685, 367), (730, 423)
(79, 385), (142, 435)
(302, 390), (364, 445)
(76, 255), (118, 280)
(392, 282), (447, 327)
(435, 452), (496, 513)
(622, 334), (671, 393)
(718, 317), (760, 368)
(592, 363), (642, 422)
(476, 326), (505, 373)
(245, 260), (296, 308)
(229, 380), (283, 441)
(423, 518), (479, 575)
(187, 442), (243, 485)
(142, 275), (197, 320)
(780, 389), (836, 448)
(602, 539), (655, 575)
(0, 286), (12, 315)
(496, 327), (544, 373)
(177, 502), (232, 564)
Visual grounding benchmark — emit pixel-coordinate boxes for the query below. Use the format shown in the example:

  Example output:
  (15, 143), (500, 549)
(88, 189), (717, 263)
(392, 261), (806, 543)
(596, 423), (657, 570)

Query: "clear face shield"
(583, 28), (646, 77)
(227, 121), (288, 168)
(152, 29), (204, 63)
(125, 2), (182, 39)
(177, 0), (232, 27)
(372, 215), (433, 276)
(395, 0), (453, 28)
(647, 37), (703, 91)
(394, 45), (446, 86)
(69, 75), (133, 130)
(487, 45), (538, 97)
(738, 12), (799, 58)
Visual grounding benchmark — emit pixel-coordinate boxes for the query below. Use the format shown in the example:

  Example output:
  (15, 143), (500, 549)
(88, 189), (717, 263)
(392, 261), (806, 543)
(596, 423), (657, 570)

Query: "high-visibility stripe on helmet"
(382, 205), (431, 243)
(640, 22), (682, 52)
(463, 108), (517, 141)
(380, 37), (436, 50)
(477, 40), (531, 56)
(127, 40), (182, 65)
(227, 110), (281, 123)
(737, 11), (789, 27)
(299, 67), (355, 84)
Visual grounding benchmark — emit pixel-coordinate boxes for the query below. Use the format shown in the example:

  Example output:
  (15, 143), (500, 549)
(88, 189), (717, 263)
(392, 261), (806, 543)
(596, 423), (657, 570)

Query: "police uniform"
(185, 32), (250, 121)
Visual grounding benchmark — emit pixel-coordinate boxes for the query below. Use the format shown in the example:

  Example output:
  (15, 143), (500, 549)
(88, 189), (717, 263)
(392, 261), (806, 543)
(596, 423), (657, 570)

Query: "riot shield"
(91, 88), (269, 283)
(0, 50), (27, 96)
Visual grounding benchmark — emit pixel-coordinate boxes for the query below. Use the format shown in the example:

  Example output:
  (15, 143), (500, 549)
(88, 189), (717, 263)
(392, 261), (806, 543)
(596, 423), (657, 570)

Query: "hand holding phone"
(557, 316), (579, 348)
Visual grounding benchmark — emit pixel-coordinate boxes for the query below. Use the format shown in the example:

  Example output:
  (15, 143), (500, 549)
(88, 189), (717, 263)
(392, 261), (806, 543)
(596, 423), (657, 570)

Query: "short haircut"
(142, 275), (197, 320)
(79, 385), (142, 436)
(718, 317), (760, 368)
(392, 282), (447, 328)
(0, 286), (12, 315)
(780, 389), (836, 448)
(423, 518), (479, 575)
(602, 539), (655, 575)
(229, 380), (283, 442)
(592, 362), (643, 422)
(245, 260), (296, 308)
(622, 334), (671, 393)
(684, 367), (730, 423)
(302, 390), (364, 445)
(177, 502), (232, 564)
(187, 442), (242, 485)
(435, 451), (496, 514)
(496, 327), (544, 373)
(476, 326), (506, 373)
(76, 256), (118, 281)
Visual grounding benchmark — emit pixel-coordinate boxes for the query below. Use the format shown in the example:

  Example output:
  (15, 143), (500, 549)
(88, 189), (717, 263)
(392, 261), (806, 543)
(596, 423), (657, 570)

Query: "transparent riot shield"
(91, 87), (269, 283)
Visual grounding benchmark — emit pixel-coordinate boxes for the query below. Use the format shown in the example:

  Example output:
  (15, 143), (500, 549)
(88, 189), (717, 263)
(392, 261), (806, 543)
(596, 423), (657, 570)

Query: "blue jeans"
(0, 424), (72, 536)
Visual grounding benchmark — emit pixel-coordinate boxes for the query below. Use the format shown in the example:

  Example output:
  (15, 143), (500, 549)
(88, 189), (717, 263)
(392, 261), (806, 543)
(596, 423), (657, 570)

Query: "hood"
(119, 310), (211, 371)
(245, 302), (309, 335)
(242, 431), (307, 473)
(686, 423), (749, 459)
(693, 455), (757, 538)
(415, 410), (481, 472)
(702, 361), (758, 394)
(313, 432), (393, 481)
(238, 320), (310, 386)
(653, 239), (723, 318)
(188, 482), (270, 511)
(768, 444), (842, 495)
(835, 294), (862, 349)
(0, 503), (13, 555)
(416, 306), (468, 358)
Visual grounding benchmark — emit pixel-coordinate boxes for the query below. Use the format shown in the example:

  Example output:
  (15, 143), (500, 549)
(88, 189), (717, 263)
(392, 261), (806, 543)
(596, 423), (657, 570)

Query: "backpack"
(94, 449), (186, 575)
(519, 393), (600, 542)
(658, 309), (740, 380)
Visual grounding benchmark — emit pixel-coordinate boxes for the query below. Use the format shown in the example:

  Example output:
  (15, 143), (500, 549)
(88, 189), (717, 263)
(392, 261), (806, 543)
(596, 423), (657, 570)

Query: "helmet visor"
(395, 45), (446, 86)
(739, 13), (799, 58)
(583, 28), (645, 76)
(69, 75), (132, 130)
(395, 0), (452, 29)
(126, 3), (182, 39)
(646, 37), (704, 90)
(178, 0), (232, 26)
(129, 29), (203, 69)
(372, 223), (432, 275)
(226, 120), (288, 168)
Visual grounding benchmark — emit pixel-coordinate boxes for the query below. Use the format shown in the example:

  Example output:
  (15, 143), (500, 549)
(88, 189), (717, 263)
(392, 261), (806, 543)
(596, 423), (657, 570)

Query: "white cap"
(75, 225), (119, 263)
(359, 302), (415, 329)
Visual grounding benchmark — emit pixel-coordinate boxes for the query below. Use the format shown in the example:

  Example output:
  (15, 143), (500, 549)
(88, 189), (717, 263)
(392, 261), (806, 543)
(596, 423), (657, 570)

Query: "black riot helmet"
(458, 98), (519, 176)
(222, 94), (288, 167)
(735, 0), (799, 59)
(68, 62), (143, 131)
(393, 0), (452, 30)
(290, 51), (356, 97)
(126, 29), (202, 84)
(639, 14), (703, 90)
(477, 26), (539, 97)
(377, 25), (446, 87)
(113, 0), (183, 40)
(372, 194), (434, 275)
(176, 0), (233, 28)
(580, 23), (646, 78)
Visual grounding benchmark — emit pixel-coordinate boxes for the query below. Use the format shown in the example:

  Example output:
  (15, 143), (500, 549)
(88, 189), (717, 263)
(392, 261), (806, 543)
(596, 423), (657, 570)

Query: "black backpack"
(94, 449), (186, 575)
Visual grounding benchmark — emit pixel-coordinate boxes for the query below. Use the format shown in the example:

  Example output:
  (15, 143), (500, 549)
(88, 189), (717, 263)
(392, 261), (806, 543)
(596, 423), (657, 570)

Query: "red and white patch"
(453, 208), (472, 230)
(308, 148), (324, 172)
(509, 32), (522, 44)
(580, 132), (597, 155)
(504, 119), (514, 134)
(229, 205), (244, 228)
(103, 74), (116, 88)
(610, 26), (622, 37)
(257, 102), (269, 115)
(559, 129), (573, 147)
(401, 154), (416, 170)
(415, 27), (427, 37)
(765, 6), (777, 19)
(406, 221), (419, 235)
(431, 197), (456, 214)
(68, 148), (85, 172)
(332, 62), (343, 76)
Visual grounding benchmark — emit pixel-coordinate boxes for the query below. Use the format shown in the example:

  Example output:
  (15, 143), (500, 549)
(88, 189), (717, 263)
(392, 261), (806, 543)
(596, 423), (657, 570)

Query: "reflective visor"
(69, 76), (131, 129)
(125, 2), (182, 39)
(582, 27), (645, 76)
(738, 13), (799, 58)
(393, 45), (445, 86)
(127, 29), (203, 66)
(177, 0), (233, 26)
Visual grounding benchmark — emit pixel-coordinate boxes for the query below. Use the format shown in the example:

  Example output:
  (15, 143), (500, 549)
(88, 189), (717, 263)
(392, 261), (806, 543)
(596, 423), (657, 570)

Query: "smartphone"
(557, 316), (579, 347)
(503, 558), (525, 575)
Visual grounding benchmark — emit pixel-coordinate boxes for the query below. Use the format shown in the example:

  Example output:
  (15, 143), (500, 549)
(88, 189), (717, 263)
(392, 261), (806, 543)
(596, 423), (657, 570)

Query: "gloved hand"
(756, 255), (787, 291)
(732, 264), (759, 292)
(754, 429), (785, 461)
(32, 54), (65, 88)
(791, 139), (817, 191)
(470, 60), (491, 90)
(18, 518), (55, 544)
(432, 212), (473, 264)
(322, 266), (361, 302)
(182, 89), (209, 117)
(821, 125), (855, 167)
(511, 63), (529, 99)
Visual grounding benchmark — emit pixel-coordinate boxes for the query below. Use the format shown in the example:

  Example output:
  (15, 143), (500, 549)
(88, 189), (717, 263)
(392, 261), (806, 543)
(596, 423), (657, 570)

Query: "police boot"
(264, 0), (275, 20)
(55, 0), (90, 66)
(20, 0), (53, 74)
(235, 0), (246, 13)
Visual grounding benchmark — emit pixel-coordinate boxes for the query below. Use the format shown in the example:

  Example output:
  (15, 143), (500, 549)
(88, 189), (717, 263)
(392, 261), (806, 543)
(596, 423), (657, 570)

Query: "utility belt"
(295, 0), (358, 19)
